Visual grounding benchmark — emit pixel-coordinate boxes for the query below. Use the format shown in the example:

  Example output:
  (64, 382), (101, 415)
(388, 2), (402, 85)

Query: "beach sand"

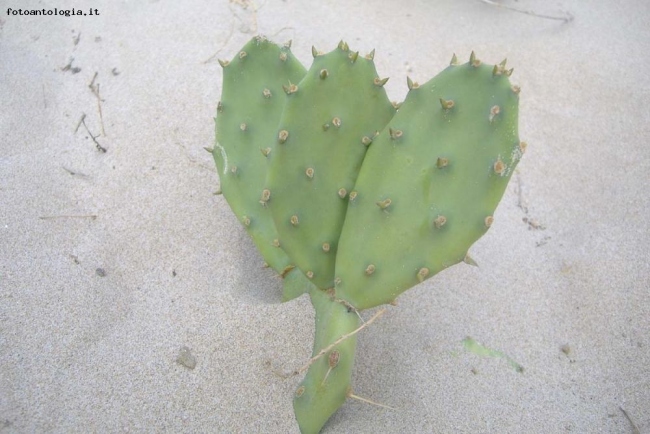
(1, 1), (648, 432)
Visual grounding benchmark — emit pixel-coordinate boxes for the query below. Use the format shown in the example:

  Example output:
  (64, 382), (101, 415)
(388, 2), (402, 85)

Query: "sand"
(1, 0), (648, 432)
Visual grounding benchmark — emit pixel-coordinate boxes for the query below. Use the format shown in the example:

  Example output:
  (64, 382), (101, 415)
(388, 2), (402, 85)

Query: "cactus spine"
(212, 37), (524, 433)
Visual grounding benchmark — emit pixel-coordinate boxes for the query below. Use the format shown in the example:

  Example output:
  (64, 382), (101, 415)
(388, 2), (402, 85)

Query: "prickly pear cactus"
(212, 36), (312, 301)
(211, 37), (524, 434)
(265, 42), (395, 290)
(335, 53), (524, 310)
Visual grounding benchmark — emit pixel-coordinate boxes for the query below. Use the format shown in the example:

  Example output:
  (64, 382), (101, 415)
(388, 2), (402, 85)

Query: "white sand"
(1, 0), (648, 432)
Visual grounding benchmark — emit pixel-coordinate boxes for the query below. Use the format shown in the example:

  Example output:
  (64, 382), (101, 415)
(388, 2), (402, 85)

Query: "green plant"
(211, 36), (524, 433)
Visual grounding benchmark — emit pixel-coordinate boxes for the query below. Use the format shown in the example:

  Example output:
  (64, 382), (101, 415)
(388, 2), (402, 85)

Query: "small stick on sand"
(479, 0), (573, 22)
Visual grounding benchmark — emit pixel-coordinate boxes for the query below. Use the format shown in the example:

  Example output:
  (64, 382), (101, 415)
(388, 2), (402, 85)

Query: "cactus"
(212, 36), (313, 301)
(212, 37), (524, 433)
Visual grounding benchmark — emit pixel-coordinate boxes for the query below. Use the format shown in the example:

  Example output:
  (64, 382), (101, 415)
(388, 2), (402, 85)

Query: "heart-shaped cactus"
(212, 37), (524, 434)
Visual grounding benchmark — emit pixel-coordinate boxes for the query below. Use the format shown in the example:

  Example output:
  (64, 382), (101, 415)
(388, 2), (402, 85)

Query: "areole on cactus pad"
(211, 36), (524, 434)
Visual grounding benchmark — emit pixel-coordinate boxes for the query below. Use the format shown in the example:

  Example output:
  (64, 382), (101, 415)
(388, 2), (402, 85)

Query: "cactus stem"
(296, 307), (386, 375)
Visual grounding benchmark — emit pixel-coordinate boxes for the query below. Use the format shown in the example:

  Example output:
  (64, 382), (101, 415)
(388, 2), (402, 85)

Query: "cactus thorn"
(278, 130), (289, 143)
(485, 216), (494, 228)
(450, 53), (458, 66)
(272, 238), (280, 247)
(284, 40), (292, 49)
(282, 82), (298, 95)
(374, 77), (389, 87)
(260, 147), (271, 157)
(320, 69), (329, 79)
(463, 254), (479, 267)
(366, 49), (376, 60)
(349, 51), (359, 62)
(217, 101), (223, 112)
(306, 270), (314, 279)
(311, 46), (319, 58)
(322, 123), (330, 131)
(506, 68), (514, 76)
(338, 188), (347, 198)
(417, 267), (430, 282)
(376, 198), (392, 209)
(260, 188), (271, 203)
(338, 40), (349, 51)
(361, 136), (373, 146)
(240, 123), (247, 131)
(322, 242), (331, 252)
(469, 51), (481, 67)
(218, 59), (229, 68)
(295, 386), (305, 398)
(365, 264), (376, 275)
(203, 146), (214, 153)
(392, 101), (403, 110)
(489, 105), (501, 122)
(242, 216), (251, 227)
(213, 188), (222, 195)
(436, 157), (449, 168)
(230, 165), (238, 174)
(279, 52), (287, 62)
(493, 158), (506, 175)
(407, 76), (419, 90)
(389, 128), (403, 140)
(321, 350), (341, 385)
(519, 141), (528, 154)
(290, 215), (299, 226)
(305, 167), (315, 178)
(262, 88), (272, 98)
(332, 117), (342, 128)
(439, 98), (455, 110)
(239, 51), (247, 59)
(349, 191), (358, 201)
(347, 389), (395, 410)
(434, 215), (447, 229)
(500, 58), (508, 68)
(281, 264), (295, 277)
(511, 84), (521, 94)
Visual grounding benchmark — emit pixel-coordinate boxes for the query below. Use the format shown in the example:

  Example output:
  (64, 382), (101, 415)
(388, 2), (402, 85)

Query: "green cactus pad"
(335, 56), (523, 310)
(213, 36), (309, 300)
(265, 42), (396, 290)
